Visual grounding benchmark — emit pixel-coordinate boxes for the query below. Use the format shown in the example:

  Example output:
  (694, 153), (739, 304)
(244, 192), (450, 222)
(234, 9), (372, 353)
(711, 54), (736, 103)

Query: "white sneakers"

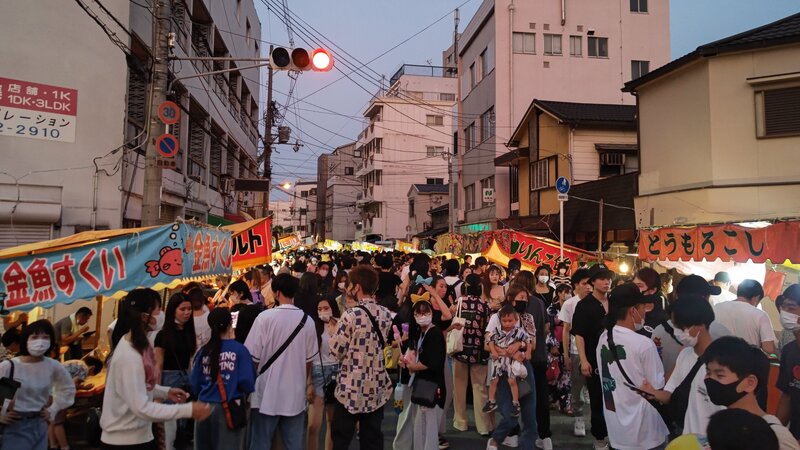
(485, 439), (498, 450)
(594, 438), (610, 450)
(535, 437), (553, 449)
(574, 417), (587, 437)
(502, 435), (519, 447)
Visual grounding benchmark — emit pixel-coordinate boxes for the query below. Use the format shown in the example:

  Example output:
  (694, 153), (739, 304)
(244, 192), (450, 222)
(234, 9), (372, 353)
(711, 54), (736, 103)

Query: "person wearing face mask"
(154, 294), (197, 450)
(0, 320), (75, 450)
(776, 285), (800, 439)
(704, 336), (800, 450)
(331, 272), (354, 313)
(316, 262), (334, 298)
(639, 295), (721, 438)
(532, 265), (555, 308)
(307, 298), (341, 450)
(595, 284), (668, 450)
(633, 268), (668, 338)
(394, 297), (446, 450)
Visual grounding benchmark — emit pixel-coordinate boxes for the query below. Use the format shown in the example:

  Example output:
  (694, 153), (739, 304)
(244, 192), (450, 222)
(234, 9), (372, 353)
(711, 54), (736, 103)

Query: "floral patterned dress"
(546, 301), (572, 412)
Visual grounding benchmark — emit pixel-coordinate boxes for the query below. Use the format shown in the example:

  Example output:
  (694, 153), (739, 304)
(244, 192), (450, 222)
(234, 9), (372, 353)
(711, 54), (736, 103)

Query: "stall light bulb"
(619, 262), (630, 274)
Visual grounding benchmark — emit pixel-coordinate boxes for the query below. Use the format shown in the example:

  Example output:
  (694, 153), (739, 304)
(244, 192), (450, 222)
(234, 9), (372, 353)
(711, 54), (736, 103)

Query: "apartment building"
(407, 183), (450, 238)
(455, 0), (670, 232)
(0, 0), (263, 250)
(320, 143), (360, 242)
(289, 180), (317, 238)
(354, 64), (457, 241)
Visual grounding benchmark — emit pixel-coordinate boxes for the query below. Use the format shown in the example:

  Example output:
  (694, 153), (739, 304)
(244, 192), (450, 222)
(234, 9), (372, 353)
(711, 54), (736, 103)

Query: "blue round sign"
(556, 176), (570, 194)
(156, 134), (179, 158)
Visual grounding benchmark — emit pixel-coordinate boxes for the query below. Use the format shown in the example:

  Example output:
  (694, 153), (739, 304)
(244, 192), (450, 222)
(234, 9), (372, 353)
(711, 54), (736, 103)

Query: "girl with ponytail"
(190, 307), (256, 450)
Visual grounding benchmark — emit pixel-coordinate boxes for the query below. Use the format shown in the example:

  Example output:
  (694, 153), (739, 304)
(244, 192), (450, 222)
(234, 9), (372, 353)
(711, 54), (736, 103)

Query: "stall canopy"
(224, 217), (272, 271)
(0, 222), (232, 312)
(639, 221), (800, 264)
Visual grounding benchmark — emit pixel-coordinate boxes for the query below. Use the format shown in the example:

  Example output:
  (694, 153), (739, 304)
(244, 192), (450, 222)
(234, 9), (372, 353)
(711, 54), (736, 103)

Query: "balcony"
(389, 64), (456, 86)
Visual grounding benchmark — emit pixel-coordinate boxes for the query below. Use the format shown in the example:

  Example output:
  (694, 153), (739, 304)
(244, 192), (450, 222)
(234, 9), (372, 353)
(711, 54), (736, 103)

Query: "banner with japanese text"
(492, 230), (595, 269)
(277, 234), (302, 251)
(638, 221), (800, 263)
(230, 218), (272, 271)
(0, 223), (233, 312)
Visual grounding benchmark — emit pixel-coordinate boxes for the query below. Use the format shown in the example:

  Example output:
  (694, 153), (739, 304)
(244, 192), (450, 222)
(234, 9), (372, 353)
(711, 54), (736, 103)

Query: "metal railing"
(389, 64), (456, 86)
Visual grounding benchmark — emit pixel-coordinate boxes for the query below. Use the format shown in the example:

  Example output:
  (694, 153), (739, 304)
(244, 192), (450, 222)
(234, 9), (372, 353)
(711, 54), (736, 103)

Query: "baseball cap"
(588, 263), (615, 282)
(608, 283), (651, 309)
(676, 274), (721, 297)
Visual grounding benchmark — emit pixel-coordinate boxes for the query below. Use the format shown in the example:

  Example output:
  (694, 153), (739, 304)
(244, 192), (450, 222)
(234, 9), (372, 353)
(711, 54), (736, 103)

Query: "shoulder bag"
(667, 357), (705, 430)
(317, 338), (338, 404)
(409, 329), (440, 408)
(216, 373), (247, 430)
(446, 297), (465, 355)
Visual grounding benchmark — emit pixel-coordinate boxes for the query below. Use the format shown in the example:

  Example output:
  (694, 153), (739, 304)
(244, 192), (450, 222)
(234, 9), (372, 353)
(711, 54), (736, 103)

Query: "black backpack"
(445, 280), (464, 306)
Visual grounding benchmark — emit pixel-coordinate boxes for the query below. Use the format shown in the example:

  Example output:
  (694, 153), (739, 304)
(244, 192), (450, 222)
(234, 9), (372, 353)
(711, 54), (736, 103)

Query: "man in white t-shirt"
(708, 271), (737, 306)
(641, 295), (723, 437)
(596, 284), (668, 450)
(244, 273), (317, 450)
(557, 268), (592, 437)
(713, 279), (776, 355)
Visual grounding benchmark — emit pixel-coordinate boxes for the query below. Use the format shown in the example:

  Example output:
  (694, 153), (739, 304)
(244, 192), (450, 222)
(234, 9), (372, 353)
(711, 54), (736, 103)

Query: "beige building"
(407, 184), (450, 239)
(355, 65), (456, 241)
(456, 0), (670, 232)
(624, 13), (800, 227)
(321, 143), (360, 243)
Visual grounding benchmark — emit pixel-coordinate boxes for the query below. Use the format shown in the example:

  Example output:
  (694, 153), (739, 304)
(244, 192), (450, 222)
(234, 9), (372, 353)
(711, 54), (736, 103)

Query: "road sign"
(155, 134), (179, 158)
(556, 176), (570, 194)
(557, 193), (568, 202)
(482, 188), (495, 203)
(157, 101), (180, 125)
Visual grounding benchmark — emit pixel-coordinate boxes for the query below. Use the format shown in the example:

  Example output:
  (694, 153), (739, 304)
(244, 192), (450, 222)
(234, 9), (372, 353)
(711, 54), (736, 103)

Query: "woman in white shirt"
(100, 288), (211, 450)
(0, 319), (75, 450)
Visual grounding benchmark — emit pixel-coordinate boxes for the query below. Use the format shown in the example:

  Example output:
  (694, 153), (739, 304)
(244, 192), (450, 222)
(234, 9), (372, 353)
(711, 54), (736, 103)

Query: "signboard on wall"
(0, 77), (78, 143)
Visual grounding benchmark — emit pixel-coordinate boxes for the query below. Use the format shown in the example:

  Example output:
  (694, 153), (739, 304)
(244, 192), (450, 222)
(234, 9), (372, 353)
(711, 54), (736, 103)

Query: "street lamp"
(282, 182), (292, 190)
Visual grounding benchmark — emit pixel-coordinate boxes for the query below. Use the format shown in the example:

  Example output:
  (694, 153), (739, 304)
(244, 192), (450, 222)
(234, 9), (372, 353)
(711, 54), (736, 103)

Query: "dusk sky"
(256, 0), (799, 200)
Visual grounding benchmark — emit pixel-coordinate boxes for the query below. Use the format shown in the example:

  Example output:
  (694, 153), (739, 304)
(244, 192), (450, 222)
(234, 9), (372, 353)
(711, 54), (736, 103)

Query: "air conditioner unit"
(457, 209), (465, 222)
(601, 152), (626, 166)
(241, 192), (254, 208)
(221, 177), (235, 193)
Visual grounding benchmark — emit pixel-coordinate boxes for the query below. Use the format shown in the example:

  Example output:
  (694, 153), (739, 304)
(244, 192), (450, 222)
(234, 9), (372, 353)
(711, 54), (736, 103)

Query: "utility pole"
(141, 0), (171, 226)
(261, 46), (275, 219)
(450, 8), (460, 235)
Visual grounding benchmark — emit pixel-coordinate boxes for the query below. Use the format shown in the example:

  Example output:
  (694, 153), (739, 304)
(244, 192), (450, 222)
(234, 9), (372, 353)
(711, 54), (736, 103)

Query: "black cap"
(588, 263), (615, 282)
(608, 283), (650, 309)
(676, 274), (721, 297)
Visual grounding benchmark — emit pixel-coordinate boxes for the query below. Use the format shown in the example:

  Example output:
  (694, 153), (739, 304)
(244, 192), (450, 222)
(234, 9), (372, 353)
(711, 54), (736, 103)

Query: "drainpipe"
(91, 169), (98, 230)
(568, 127), (575, 183)
(561, 0), (566, 25)
(508, 0), (515, 131)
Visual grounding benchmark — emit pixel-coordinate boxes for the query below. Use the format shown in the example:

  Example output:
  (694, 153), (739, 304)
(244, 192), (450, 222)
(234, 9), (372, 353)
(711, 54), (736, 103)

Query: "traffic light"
(269, 47), (333, 72)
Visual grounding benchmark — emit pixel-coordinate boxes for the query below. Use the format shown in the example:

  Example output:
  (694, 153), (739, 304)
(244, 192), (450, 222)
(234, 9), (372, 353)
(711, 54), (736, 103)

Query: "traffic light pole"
(262, 46), (275, 219)
(141, 0), (171, 226)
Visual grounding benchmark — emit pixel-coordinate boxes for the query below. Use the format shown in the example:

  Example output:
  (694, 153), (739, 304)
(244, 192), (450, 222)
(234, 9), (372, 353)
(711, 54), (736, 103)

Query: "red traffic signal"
(270, 47), (333, 72)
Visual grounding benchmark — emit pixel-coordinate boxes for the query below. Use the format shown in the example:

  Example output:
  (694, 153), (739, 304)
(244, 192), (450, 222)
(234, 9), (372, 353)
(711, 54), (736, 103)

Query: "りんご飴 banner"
(638, 221), (800, 263)
(0, 223), (232, 312)
(491, 230), (594, 268)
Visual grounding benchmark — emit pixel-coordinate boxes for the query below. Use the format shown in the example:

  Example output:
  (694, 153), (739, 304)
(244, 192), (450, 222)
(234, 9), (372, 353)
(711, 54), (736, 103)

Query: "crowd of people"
(0, 249), (800, 450)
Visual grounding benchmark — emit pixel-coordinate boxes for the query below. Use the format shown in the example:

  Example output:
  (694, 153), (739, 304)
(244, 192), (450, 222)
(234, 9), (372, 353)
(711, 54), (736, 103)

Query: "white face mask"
(319, 311), (332, 322)
(27, 338), (50, 357)
(781, 311), (800, 331)
(673, 326), (698, 347)
(153, 311), (165, 332)
(415, 314), (432, 327)
(538, 275), (549, 284)
(632, 307), (646, 331)
(337, 282), (346, 290)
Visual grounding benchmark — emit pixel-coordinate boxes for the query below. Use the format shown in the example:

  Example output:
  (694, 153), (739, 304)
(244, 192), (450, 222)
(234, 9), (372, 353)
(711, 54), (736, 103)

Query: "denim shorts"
(311, 363), (339, 397)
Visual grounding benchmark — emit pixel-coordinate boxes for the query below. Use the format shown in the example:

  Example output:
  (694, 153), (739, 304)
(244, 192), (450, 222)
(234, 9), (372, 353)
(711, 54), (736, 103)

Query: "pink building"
(456, 0), (670, 231)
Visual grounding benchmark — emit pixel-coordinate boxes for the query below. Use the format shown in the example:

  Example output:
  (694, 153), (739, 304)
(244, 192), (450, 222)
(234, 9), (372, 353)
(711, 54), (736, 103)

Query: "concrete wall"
(572, 129), (638, 182)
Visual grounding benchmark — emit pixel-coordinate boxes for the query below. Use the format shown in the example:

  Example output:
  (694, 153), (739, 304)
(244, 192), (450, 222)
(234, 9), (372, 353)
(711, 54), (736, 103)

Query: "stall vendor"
(54, 307), (93, 360)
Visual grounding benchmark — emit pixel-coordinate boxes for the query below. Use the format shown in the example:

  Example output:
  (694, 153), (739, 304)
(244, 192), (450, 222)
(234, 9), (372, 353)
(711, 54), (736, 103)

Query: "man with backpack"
(329, 265), (393, 450)
(442, 259), (464, 302)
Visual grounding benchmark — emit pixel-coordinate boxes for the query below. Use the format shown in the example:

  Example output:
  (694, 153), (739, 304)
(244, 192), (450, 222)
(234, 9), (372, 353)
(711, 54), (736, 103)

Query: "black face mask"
(704, 377), (747, 406)
(514, 301), (528, 314)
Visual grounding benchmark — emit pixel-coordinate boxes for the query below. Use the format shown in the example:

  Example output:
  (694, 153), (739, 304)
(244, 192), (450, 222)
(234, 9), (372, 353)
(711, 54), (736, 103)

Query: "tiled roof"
(534, 100), (637, 127)
(625, 12), (800, 92)
(412, 184), (450, 194)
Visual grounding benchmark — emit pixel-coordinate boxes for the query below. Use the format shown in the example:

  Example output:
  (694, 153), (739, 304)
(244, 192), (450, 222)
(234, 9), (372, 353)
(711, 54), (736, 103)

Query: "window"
(544, 34), (562, 55)
(480, 176), (495, 208)
(757, 86), (800, 137)
(375, 170), (382, 186)
(631, 60), (650, 80)
(480, 107), (494, 142)
(344, 166), (354, 175)
(426, 178), (444, 185)
(439, 93), (456, 101)
(480, 49), (488, 78)
(512, 32), (536, 54)
(309, 188), (317, 196)
(588, 37), (609, 57)
(509, 165), (519, 204)
(300, 190), (309, 198)
(299, 208), (308, 216)
(426, 146), (444, 157)
(467, 122), (476, 150)
(409, 199), (415, 217)
(326, 218), (332, 232)
(630, 0), (648, 13)
(469, 63), (476, 88)
(465, 184), (475, 211)
(530, 159), (550, 190)
(600, 152), (627, 177)
(426, 115), (444, 126)
(570, 36), (582, 56)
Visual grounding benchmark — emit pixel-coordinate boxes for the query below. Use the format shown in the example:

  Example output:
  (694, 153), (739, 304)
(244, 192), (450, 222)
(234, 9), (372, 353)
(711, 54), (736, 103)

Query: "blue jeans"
(492, 360), (537, 448)
(247, 410), (305, 450)
(1, 415), (47, 450)
(194, 403), (246, 450)
(311, 363), (340, 397)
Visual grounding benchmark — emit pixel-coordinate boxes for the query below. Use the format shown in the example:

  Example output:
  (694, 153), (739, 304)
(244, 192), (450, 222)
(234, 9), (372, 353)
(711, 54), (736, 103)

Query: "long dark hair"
(160, 293), (197, 358)
(202, 307), (232, 380)
(315, 298), (341, 340)
(112, 288), (161, 355)
(228, 280), (253, 302)
(295, 272), (320, 319)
